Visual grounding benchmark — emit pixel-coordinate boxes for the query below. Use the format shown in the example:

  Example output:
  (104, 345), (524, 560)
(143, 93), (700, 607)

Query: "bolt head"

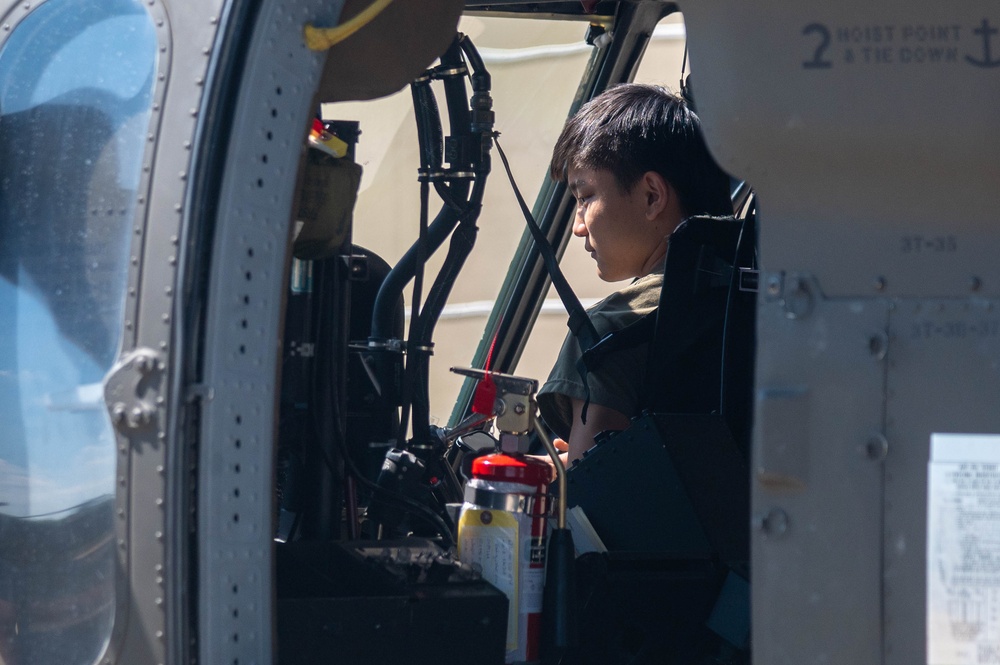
(757, 508), (790, 537)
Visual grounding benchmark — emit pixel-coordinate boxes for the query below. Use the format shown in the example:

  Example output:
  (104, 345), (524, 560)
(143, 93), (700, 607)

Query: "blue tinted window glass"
(0, 0), (157, 662)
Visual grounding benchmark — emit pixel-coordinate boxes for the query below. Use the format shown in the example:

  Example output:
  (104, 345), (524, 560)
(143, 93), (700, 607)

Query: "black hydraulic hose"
(431, 41), (473, 211)
(369, 205), (461, 341)
(415, 35), (492, 352)
(411, 36), (489, 350)
(406, 37), (492, 442)
(370, 79), (449, 343)
(396, 179), (431, 446)
(369, 38), (471, 343)
(407, 192), (488, 442)
(412, 81), (443, 173)
(414, 220), (479, 343)
(413, 180), (486, 344)
(459, 33), (488, 84)
(412, 83), (463, 213)
(408, 219), (480, 438)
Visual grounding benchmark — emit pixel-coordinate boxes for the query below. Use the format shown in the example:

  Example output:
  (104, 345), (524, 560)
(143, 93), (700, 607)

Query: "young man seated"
(536, 83), (732, 465)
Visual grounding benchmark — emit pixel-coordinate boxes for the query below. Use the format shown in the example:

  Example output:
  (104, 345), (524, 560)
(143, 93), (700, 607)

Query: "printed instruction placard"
(928, 433), (1000, 665)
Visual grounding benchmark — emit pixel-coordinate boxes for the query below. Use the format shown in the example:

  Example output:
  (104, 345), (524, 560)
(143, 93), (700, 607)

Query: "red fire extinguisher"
(458, 453), (550, 664)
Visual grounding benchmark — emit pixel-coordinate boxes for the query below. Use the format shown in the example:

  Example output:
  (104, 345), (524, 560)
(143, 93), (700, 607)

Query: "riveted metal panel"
(682, 0), (1000, 299)
(884, 299), (1000, 665)
(123, 1), (227, 663)
(195, 0), (343, 663)
(680, 0), (1000, 661)
(752, 289), (888, 664)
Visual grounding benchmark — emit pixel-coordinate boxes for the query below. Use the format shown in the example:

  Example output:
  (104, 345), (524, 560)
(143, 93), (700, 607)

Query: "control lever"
(431, 410), (491, 447)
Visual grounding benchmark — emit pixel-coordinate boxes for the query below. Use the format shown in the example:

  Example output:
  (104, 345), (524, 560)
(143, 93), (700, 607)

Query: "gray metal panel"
(884, 299), (1000, 665)
(122, 1), (226, 663)
(195, 0), (342, 663)
(680, 1), (1000, 662)
(681, 0), (1000, 299)
(752, 290), (888, 664)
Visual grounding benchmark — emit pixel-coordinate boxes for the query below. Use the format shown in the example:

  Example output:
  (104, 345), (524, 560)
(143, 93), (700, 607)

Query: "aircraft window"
(329, 15), (599, 424)
(0, 0), (158, 662)
(632, 13), (688, 87)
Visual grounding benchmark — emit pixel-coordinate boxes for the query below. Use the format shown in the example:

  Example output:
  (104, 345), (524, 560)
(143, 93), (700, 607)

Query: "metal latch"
(104, 347), (165, 434)
(739, 268), (759, 293)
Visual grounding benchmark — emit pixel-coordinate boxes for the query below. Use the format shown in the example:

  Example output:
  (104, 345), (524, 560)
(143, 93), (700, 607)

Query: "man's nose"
(572, 218), (587, 237)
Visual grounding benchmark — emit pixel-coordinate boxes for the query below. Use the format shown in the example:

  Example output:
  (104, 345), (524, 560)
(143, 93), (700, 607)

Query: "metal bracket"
(340, 253), (369, 281)
(739, 267), (760, 293)
(781, 274), (816, 320)
(104, 347), (165, 434)
(450, 366), (538, 435)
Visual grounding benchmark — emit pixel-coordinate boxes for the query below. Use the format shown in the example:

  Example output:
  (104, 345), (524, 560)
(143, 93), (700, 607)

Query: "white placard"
(928, 433), (1000, 665)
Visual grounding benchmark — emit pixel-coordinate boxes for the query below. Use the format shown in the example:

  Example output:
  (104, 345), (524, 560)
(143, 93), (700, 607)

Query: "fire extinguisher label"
(458, 509), (520, 651)
(521, 567), (545, 614)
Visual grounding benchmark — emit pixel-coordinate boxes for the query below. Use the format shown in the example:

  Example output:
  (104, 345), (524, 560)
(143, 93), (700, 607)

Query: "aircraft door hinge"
(104, 347), (165, 434)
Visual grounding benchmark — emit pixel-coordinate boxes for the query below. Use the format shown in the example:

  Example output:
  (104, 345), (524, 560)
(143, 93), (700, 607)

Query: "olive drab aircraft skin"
(0, 0), (998, 664)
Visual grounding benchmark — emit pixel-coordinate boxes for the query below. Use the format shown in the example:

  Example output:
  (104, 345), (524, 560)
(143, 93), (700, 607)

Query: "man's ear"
(640, 171), (683, 226)
(640, 171), (672, 220)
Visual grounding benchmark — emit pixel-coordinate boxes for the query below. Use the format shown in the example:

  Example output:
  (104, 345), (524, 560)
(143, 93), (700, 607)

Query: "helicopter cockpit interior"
(265, 2), (754, 663)
(0, 0), (997, 664)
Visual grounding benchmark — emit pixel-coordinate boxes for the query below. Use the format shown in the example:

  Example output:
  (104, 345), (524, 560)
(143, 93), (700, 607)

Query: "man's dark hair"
(550, 83), (732, 217)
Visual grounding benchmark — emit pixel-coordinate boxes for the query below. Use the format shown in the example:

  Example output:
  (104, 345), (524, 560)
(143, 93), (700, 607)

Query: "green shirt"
(537, 271), (662, 441)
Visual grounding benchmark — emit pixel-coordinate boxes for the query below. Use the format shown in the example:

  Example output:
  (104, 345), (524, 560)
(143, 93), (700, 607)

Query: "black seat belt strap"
(493, 135), (600, 422)
(580, 311), (657, 374)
